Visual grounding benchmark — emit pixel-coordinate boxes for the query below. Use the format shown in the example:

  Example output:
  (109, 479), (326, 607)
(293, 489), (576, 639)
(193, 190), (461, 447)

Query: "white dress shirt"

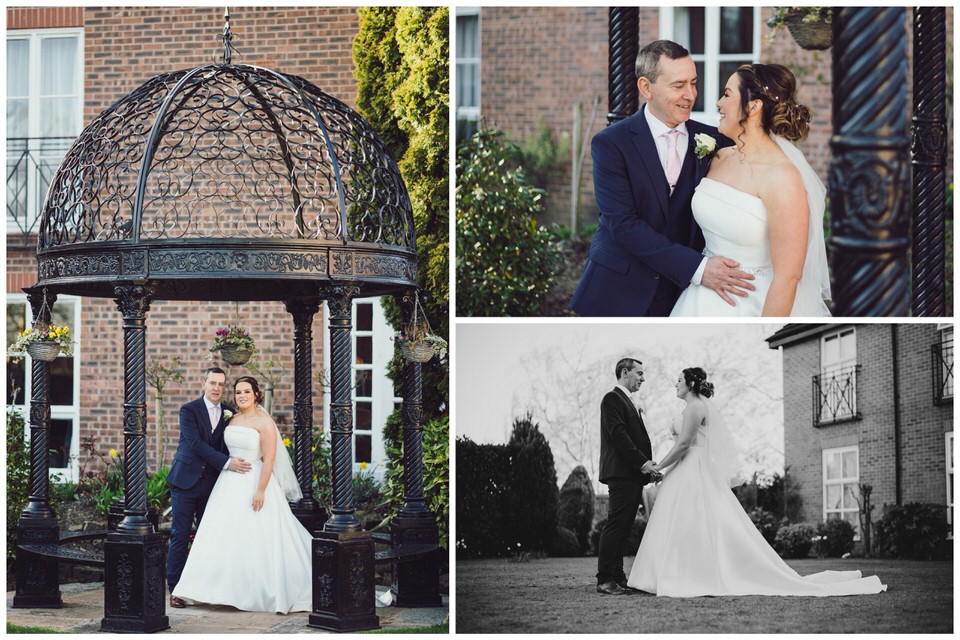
(643, 107), (708, 286)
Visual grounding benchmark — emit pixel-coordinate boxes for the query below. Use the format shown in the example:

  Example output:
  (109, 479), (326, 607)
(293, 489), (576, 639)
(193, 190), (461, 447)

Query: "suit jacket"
(167, 396), (232, 491)
(570, 106), (727, 316)
(598, 387), (654, 484)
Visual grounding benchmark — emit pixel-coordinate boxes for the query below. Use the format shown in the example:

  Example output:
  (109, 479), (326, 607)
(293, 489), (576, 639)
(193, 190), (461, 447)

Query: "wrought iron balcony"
(932, 339), (954, 405)
(813, 364), (862, 426)
(7, 137), (75, 247)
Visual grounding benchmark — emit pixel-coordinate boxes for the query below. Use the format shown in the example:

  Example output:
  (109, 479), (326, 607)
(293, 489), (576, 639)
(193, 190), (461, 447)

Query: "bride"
(628, 368), (885, 597)
(671, 63), (831, 317)
(172, 376), (313, 613)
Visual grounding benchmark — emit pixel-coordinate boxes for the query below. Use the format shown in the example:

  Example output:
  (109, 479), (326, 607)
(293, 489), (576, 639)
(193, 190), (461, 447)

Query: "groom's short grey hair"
(615, 358), (642, 379)
(636, 40), (690, 83)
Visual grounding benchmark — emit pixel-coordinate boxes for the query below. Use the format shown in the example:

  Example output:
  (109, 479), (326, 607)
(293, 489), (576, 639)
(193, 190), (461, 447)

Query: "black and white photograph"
(456, 322), (953, 633)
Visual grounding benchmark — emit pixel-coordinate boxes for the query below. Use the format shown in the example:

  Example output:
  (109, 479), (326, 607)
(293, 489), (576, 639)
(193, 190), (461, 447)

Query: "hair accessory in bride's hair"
(762, 85), (780, 102)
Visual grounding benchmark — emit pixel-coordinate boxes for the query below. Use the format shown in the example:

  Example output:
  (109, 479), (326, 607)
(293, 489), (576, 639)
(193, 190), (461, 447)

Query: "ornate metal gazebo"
(14, 15), (440, 633)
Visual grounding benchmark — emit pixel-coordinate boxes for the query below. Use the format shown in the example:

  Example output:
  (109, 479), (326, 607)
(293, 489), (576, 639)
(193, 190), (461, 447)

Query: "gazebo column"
(828, 7), (910, 315)
(102, 284), (169, 634)
(910, 7), (947, 316)
(285, 298), (327, 532)
(310, 285), (379, 632)
(607, 7), (639, 124)
(390, 291), (441, 607)
(13, 287), (62, 608)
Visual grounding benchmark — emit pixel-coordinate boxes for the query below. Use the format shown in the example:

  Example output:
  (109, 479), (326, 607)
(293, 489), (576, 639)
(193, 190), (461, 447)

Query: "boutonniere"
(222, 409), (234, 421)
(694, 133), (717, 159)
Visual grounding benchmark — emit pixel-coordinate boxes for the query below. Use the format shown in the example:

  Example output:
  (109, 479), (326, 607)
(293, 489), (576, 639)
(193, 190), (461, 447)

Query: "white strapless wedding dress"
(627, 415), (886, 597)
(670, 178), (831, 317)
(172, 425), (313, 613)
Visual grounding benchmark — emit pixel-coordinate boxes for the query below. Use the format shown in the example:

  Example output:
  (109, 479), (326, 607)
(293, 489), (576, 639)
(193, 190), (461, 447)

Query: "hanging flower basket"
(400, 339), (436, 363)
(9, 322), (73, 363)
(783, 12), (832, 50)
(27, 339), (62, 362)
(210, 323), (257, 366)
(219, 345), (253, 365)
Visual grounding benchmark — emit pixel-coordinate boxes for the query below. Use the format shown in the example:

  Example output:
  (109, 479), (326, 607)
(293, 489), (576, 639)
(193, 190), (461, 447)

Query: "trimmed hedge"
(874, 503), (950, 560)
(815, 518), (855, 558)
(455, 437), (513, 559)
(508, 415), (559, 554)
(774, 522), (816, 559)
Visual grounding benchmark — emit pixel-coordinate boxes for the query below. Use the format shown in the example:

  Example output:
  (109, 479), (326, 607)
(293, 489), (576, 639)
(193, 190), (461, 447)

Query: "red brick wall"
(782, 324), (953, 530)
(8, 7), (83, 29)
(7, 6), (365, 471)
(479, 7), (954, 226)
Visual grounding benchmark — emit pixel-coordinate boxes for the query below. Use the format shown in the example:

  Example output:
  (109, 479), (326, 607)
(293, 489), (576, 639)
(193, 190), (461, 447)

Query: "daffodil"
(283, 437), (291, 447)
(109, 448), (118, 457)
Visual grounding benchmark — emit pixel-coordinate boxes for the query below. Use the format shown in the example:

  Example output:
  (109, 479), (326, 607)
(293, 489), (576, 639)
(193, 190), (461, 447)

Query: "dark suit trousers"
(597, 478), (644, 584)
(166, 471), (218, 590)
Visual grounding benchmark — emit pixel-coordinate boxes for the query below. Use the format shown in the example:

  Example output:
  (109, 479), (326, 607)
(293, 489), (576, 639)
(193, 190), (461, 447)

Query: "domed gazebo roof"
(36, 61), (416, 301)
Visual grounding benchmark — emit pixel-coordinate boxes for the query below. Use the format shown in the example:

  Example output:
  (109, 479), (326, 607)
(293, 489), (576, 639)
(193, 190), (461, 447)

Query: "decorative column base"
(291, 501), (328, 534)
(391, 513), (441, 607)
(309, 531), (380, 632)
(101, 532), (169, 633)
(13, 518), (62, 608)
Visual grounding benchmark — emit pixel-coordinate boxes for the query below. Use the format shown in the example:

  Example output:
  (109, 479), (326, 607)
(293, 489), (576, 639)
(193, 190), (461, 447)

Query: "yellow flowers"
(283, 437), (291, 447)
(359, 461), (368, 470)
(109, 448), (118, 457)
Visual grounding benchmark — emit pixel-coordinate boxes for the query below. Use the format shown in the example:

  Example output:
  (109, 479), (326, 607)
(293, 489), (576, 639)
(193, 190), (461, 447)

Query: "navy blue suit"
(166, 396), (231, 590)
(570, 107), (726, 316)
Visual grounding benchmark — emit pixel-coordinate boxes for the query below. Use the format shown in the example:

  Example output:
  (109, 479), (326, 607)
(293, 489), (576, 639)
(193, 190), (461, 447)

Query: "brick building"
(6, 7), (402, 482)
(766, 323), (954, 540)
(457, 7), (954, 226)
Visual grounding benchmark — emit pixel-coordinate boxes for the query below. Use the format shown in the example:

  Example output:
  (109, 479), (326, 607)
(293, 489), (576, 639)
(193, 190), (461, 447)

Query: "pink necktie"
(664, 129), (683, 192)
(209, 405), (219, 432)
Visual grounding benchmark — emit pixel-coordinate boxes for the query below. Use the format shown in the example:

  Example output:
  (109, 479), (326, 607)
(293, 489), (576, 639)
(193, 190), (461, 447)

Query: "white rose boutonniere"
(222, 409), (234, 422)
(694, 133), (718, 159)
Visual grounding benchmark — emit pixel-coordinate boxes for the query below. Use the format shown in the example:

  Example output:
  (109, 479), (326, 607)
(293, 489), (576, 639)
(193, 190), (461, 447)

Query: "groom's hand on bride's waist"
(701, 256), (756, 306)
(228, 457), (252, 473)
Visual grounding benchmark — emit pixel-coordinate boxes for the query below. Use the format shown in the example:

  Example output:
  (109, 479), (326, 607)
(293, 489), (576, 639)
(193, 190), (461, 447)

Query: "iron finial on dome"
(221, 7), (235, 65)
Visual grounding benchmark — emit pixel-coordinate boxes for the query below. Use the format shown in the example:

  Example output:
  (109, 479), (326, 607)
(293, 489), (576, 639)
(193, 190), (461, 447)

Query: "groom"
(166, 367), (250, 608)
(570, 39), (753, 316)
(596, 358), (660, 595)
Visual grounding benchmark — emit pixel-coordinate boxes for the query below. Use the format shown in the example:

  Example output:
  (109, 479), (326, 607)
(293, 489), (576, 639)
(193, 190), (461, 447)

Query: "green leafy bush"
(94, 484), (122, 516)
(456, 127), (563, 316)
(507, 415), (559, 554)
(748, 507), (782, 545)
(311, 428), (333, 511)
(774, 522), (816, 558)
(815, 518), (856, 557)
(874, 503), (950, 560)
(7, 409), (30, 559)
(589, 515), (648, 557)
(558, 465), (595, 555)
(146, 466), (171, 513)
(548, 526), (580, 557)
(455, 437), (513, 559)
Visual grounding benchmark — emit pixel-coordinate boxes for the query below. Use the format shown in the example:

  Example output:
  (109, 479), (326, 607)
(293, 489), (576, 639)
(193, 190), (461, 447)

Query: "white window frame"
(455, 7), (481, 142)
(937, 324), (953, 401)
(659, 7), (761, 125)
(322, 298), (400, 481)
(6, 27), (85, 234)
(6, 293), (83, 483)
(822, 445), (861, 539)
(947, 431), (954, 539)
(818, 326), (858, 423)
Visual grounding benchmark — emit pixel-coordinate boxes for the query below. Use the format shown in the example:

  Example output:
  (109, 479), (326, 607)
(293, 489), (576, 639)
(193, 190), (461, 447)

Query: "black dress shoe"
(597, 580), (628, 595)
(616, 579), (635, 592)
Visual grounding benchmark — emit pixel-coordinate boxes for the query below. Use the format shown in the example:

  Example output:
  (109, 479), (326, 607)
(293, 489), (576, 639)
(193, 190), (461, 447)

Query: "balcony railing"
(932, 339), (954, 405)
(813, 364), (862, 426)
(7, 136), (75, 246)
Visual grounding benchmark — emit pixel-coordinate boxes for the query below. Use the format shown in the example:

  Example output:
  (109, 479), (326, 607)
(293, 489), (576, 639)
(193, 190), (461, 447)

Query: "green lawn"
(7, 622), (67, 634)
(456, 556), (952, 633)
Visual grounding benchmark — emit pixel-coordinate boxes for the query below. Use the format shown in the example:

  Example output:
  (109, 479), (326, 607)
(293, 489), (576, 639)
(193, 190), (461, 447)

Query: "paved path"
(457, 556), (952, 634)
(7, 583), (448, 633)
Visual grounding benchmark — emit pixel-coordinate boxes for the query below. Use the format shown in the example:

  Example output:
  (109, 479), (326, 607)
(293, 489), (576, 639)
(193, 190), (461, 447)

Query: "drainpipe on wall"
(891, 324), (903, 505)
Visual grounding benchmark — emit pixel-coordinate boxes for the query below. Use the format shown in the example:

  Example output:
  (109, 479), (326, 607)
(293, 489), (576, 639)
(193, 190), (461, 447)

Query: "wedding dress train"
(172, 425), (313, 613)
(627, 402), (886, 597)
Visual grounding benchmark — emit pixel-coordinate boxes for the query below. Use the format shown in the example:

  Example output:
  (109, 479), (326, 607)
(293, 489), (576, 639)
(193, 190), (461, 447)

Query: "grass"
(457, 556), (952, 633)
(7, 622), (67, 634)
(366, 624), (448, 633)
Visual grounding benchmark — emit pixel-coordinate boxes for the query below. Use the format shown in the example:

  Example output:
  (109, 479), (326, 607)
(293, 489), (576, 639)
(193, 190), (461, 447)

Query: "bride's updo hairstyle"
(234, 376), (264, 405)
(682, 367), (715, 398)
(735, 63), (810, 142)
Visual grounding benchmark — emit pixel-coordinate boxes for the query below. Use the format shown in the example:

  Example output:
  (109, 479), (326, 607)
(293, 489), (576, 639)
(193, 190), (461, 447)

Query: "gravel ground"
(455, 556), (952, 634)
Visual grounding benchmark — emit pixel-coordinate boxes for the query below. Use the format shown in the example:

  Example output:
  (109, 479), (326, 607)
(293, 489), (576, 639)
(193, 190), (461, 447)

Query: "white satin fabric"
(172, 425), (313, 613)
(627, 405), (886, 597)
(670, 135), (831, 317)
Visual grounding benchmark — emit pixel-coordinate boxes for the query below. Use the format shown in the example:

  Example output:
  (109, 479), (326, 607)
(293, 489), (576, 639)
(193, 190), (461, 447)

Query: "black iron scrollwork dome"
(36, 62), (416, 300)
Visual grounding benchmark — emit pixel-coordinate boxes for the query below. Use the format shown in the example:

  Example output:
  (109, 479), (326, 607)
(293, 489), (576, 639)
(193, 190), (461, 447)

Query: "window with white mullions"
(456, 8), (481, 144)
(661, 7), (760, 123)
(822, 446), (861, 539)
(7, 28), (84, 235)
(6, 294), (82, 482)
